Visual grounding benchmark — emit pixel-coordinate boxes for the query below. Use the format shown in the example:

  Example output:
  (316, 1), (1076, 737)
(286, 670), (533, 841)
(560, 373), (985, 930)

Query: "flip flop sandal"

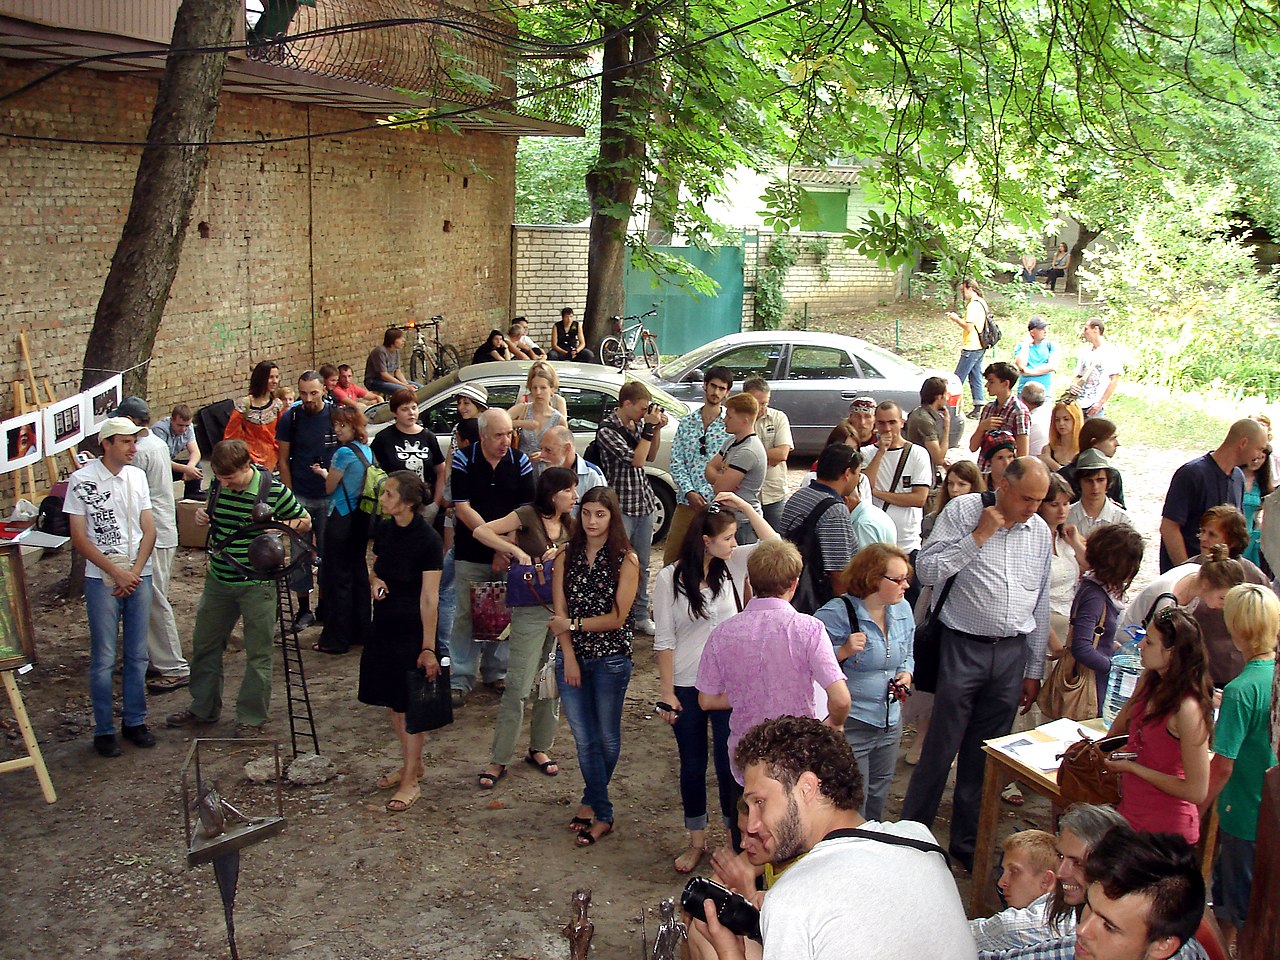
(568, 815), (593, 832)
(525, 750), (559, 777)
(477, 767), (507, 790)
(575, 821), (614, 847)
(1001, 783), (1026, 806)
(386, 788), (420, 814)
(311, 643), (347, 655)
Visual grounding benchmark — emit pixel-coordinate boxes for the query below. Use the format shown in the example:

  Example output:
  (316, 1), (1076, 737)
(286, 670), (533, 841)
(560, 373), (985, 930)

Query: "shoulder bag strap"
(729, 570), (743, 612)
(339, 441), (370, 513)
(840, 595), (858, 635)
(877, 443), (914, 508)
(930, 495), (990, 616)
(822, 827), (950, 866)
(1142, 591), (1180, 628)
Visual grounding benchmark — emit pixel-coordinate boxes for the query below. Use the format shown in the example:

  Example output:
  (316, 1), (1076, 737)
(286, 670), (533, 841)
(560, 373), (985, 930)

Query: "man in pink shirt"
(697, 539), (851, 783)
(332, 363), (377, 408)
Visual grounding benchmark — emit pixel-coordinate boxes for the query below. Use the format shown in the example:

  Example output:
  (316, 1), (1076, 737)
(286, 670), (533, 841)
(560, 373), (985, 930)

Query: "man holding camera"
(690, 716), (975, 960)
(593, 381), (668, 633)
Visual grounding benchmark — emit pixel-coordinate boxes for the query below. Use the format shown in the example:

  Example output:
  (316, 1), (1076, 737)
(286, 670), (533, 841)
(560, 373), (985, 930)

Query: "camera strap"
(821, 827), (950, 867)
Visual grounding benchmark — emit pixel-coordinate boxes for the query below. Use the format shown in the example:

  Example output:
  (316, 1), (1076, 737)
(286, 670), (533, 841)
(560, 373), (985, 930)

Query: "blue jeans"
(366, 377), (420, 396)
(557, 653), (632, 823)
(762, 500), (785, 530)
(844, 717), (903, 822)
(955, 349), (986, 407)
(621, 512), (653, 621)
(672, 685), (739, 834)
(86, 575), (152, 736)
(288, 493), (328, 596)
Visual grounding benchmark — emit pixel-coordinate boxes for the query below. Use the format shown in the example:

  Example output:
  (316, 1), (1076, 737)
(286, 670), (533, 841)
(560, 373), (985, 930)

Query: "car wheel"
(649, 477), (676, 545)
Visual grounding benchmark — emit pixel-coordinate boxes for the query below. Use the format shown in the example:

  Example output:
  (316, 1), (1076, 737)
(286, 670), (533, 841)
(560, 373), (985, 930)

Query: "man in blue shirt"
(276, 371), (337, 629)
(1014, 316), (1059, 393)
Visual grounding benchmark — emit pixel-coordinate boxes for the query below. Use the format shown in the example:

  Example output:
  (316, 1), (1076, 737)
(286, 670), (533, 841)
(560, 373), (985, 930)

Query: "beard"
(770, 792), (807, 864)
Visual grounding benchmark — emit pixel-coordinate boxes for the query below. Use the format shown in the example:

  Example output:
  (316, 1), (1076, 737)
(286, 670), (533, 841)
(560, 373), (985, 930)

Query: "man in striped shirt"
(166, 439), (310, 736)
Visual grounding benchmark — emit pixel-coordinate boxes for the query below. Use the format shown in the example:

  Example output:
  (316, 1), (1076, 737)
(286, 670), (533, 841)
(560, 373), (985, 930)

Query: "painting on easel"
(41, 393), (86, 455)
(86, 375), (122, 428)
(0, 544), (35, 670)
(0, 411), (42, 474)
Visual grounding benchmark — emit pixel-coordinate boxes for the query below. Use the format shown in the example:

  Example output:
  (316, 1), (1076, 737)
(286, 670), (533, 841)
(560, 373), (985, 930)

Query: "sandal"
(568, 815), (593, 832)
(525, 749), (559, 777)
(311, 643), (347, 655)
(477, 766), (507, 790)
(576, 821), (614, 847)
(674, 845), (706, 874)
(146, 674), (189, 693)
(376, 766), (424, 791)
(386, 786), (420, 814)
(1001, 783), (1025, 807)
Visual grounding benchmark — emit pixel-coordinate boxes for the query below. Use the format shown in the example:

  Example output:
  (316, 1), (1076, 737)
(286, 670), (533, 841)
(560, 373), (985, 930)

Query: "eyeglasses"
(883, 575), (911, 586)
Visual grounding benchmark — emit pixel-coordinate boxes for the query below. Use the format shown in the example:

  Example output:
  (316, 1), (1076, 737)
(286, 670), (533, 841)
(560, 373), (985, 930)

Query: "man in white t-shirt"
(861, 402), (932, 599)
(1070, 319), (1122, 418)
(690, 716), (976, 960)
(64, 416), (157, 758)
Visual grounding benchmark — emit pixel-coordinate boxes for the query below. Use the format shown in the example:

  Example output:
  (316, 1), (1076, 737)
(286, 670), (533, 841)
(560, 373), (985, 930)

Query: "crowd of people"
(67, 304), (1280, 958)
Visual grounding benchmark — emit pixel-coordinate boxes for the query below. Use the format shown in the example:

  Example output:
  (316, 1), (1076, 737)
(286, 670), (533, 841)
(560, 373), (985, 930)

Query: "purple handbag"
(506, 557), (555, 609)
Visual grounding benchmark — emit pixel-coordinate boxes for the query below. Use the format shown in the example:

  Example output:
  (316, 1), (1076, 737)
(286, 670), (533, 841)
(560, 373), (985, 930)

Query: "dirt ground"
(0, 427), (1202, 959)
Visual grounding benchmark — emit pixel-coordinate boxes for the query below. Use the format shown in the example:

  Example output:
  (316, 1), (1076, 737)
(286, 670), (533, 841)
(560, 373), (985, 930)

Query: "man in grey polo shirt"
(902, 456), (1052, 870)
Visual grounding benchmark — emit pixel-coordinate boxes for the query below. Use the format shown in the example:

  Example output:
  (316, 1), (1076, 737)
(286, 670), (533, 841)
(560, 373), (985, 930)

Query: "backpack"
(584, 422), (633, 472)
(36, 485), (70, 537)
(786, 495), (846, 615)
(977, 298), (1001, 350)
(342, 443), (388, 517)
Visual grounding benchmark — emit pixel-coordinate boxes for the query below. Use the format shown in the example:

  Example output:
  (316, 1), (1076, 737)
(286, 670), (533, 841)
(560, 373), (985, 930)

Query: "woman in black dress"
(358, 470), (444, 814)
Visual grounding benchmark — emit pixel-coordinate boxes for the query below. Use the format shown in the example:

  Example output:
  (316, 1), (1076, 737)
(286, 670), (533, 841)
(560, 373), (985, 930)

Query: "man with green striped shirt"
(167, 440), (310, 736)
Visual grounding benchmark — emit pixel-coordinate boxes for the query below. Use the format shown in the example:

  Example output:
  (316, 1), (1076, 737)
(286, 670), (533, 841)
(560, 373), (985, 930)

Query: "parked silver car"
(367, 361), (689, 543)
(644, 331), (964, 455)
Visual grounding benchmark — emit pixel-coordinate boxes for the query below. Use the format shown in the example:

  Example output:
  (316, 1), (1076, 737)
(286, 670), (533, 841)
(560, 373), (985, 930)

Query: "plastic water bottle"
(1103, 628), (1144, 726)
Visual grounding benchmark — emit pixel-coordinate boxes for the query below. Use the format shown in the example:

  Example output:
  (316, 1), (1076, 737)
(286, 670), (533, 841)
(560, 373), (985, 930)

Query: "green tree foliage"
(515, 136), (597, 224)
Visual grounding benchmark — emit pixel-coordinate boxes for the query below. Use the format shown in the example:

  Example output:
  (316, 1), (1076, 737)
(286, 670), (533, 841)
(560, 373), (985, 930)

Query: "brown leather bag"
(1037, 600), (1104, 721)
(1056, 735), (1126, 807)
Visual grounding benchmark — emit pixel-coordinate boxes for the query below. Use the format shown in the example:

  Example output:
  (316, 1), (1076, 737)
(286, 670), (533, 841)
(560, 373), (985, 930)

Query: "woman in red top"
(1105, 606), (1213, 843)
(223, 359), (284, 470)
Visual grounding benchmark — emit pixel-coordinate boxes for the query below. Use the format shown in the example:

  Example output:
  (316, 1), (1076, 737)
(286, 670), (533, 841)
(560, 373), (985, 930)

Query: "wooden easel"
(0, 669), (57, 803)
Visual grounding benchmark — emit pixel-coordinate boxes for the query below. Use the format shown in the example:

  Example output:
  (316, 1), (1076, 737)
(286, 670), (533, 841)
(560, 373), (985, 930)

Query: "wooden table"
(971, 722), (1218, 917)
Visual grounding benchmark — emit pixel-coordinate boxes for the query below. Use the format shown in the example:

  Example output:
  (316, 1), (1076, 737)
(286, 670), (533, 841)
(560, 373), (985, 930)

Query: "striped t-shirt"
(208, 468), (307, 584)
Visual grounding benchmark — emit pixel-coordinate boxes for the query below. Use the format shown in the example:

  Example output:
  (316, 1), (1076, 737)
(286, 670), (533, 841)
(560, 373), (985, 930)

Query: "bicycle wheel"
(599, 336), (624, 369)
(641, 334), (660, 369)
(408, 349), (428, 385)
(437, 344), (462, 376)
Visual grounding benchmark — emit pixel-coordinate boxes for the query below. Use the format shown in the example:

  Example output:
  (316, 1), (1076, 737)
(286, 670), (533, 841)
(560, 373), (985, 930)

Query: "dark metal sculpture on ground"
(650, 897), (687, 960)
(563, 887), (594, 960)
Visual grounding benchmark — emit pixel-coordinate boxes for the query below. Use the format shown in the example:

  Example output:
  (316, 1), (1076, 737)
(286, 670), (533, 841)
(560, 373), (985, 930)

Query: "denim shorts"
(1211, 829), (1256, 927)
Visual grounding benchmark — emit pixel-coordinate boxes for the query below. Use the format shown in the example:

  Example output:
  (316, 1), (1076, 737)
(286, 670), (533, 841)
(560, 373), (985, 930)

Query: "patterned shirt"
(565, 544), (633, 660)
(983, 934), (1207, 960)
(916, 492), (1052, 678)
(970, 892), (1073, 953)
(669, 406), (727, 503)
(206, 469), (307, 584)
(595, 410), (659, 516)
(977, 395), (1031, 471)
(780, 481), (854, 574)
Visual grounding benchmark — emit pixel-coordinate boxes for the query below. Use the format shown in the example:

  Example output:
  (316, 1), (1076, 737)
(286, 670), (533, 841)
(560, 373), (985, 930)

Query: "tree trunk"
(81, 0), (238, 396)
(1066, 224), (1103, 295)
(583, 7), (658, 350)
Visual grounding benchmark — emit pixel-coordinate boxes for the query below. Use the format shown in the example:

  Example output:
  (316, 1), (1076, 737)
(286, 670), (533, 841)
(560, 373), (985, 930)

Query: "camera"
(680, 877), (762, 942)
(647, 402), (659, 414)
(887, 678), (911, 703)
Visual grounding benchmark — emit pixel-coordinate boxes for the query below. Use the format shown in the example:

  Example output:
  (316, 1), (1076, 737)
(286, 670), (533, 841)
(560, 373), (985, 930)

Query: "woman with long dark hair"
(472, 329), (513, 365)
(1105, 606), (1214, 843)
(310, 405), (373, 655)
(1241, 444), (1272, 569)
(358, 471), (443, 814)
(653, 492), (776, 872)
(550, 487), (639, 847)
(473, 467), (578, 789)
(224, 360), (284, 470)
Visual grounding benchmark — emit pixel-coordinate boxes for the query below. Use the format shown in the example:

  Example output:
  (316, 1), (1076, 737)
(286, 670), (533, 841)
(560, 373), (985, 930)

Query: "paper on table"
(994, 737), (1066, 771)
(1037, 717), (1101, 742)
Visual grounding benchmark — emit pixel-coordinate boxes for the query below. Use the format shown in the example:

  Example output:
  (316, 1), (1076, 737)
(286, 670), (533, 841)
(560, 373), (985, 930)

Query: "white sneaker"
(635, 618), (657, 635)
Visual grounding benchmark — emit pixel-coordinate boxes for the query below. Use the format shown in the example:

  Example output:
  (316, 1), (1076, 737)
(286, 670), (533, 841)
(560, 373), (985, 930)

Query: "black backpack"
(584, 422), (631, 471)
(786, 496), (845, 615)
(977, 298), (1001, 350)
(36, 493), (70, 537)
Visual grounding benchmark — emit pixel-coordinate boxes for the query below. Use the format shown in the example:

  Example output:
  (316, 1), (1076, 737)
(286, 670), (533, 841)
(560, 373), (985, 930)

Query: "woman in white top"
(1119, 544), (1245, 636)
(654, 491), (777, 873)
(1040, 473), (1087, 654)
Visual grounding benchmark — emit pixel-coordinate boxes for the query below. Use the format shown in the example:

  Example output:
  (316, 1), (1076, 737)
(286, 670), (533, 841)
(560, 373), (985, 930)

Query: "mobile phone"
(656, 701), (682, 715)
(680, 877), (762, 942)
(1109, 751), (1138, 761)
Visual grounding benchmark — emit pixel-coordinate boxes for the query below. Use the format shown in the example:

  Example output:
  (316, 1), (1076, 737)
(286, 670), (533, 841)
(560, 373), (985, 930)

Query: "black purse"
(405, 661), (453, 734)
(912, 574), (955, 694)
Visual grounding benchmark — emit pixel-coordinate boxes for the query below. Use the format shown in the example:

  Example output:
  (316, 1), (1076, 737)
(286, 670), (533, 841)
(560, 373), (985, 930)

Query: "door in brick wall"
(623, 244), (744, 355)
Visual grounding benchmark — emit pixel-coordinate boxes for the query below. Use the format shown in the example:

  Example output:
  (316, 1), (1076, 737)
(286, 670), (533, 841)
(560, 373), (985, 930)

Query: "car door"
(701, 342), (783, 388)
(769, 343), (863, 452)
(848, 348), (919, 427)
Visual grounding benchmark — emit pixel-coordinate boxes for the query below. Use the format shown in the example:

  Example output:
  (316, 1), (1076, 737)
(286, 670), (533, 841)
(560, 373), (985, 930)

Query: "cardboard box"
(177, 499), (208, 549)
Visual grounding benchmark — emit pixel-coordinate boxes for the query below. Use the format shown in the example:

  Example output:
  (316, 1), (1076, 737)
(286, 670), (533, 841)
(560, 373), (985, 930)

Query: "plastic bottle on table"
(1103, 627), (1144, 726)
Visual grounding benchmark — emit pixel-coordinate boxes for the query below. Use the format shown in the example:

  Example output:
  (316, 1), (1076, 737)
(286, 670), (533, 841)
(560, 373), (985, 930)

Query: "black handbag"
(912, 574), (955, 694)
(405, 662), (453, 734)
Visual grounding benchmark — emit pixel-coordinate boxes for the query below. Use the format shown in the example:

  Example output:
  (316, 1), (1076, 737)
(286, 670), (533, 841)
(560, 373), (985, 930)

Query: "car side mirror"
(684, 368), (705, 384)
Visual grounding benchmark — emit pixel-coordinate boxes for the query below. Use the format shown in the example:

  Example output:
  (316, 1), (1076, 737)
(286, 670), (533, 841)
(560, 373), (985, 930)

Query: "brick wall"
(0, 61), (514, 433)
(510, 224), (591, 347)
(758, 232), (904, 324)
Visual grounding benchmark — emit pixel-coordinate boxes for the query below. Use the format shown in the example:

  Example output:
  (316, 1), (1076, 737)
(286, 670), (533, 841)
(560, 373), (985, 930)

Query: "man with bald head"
(903, 456), (1052, 870)
(449, 407), (535, 705)
(538, 424), (604, 502)
(1159, 418), (1269, 572)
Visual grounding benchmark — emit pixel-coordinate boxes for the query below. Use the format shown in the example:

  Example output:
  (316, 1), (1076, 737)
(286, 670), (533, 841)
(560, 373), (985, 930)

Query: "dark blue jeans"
(954, 348), (986, 407)
(672, 685), (740, 839)
(557, 653), (632, 824)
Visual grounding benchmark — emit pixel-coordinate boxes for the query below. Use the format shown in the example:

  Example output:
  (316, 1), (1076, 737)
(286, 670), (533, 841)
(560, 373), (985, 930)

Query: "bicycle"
(599, 306), (660, 370)
(406, 314), (463, 384)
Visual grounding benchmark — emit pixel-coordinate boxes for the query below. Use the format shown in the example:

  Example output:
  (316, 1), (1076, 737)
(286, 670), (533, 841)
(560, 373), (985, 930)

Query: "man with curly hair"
(691, 716), (976, 960)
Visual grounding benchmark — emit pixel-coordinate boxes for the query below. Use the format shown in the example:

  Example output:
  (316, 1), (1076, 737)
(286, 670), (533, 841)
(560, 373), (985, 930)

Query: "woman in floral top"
(550, 486), (639, 847)
(223, 359), (284, 470)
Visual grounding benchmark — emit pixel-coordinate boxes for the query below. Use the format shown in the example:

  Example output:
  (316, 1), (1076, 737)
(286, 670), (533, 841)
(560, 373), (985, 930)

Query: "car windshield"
(857, 340), (922, 375)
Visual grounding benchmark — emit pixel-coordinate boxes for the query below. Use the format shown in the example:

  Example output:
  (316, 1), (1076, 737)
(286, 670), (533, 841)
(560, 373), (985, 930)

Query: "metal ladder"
(273, 575), (319, 757)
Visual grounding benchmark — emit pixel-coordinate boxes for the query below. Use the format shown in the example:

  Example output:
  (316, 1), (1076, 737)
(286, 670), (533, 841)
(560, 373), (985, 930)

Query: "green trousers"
(188, 571), (278, 727)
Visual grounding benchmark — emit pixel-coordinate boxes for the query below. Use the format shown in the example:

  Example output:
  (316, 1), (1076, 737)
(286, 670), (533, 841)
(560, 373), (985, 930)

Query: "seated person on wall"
(505, 318), (545, 360)
(321, 363), (371, 412)
(365, 327), (420, 396)
(151, 402), (204, 500)
(548, 306), (596, 364)
(472, 329), (513, 365)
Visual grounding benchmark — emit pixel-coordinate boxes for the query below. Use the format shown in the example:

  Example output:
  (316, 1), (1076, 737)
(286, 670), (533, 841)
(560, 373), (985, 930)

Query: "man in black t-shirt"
(448, 408), (535, 705)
